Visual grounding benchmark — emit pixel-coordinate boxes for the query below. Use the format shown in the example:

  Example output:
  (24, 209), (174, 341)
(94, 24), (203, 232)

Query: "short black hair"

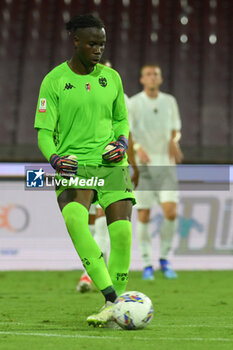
(66, 13), (105, 33)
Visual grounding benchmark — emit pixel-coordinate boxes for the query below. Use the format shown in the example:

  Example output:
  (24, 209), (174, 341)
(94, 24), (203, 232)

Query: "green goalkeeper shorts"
(55, 165), (136, 210)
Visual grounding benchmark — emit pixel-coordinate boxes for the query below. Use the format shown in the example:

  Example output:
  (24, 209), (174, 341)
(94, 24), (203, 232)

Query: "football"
(113, 291), (154, 330)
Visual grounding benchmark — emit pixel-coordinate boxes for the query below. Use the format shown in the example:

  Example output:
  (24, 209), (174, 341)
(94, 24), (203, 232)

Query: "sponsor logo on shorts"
(125, 188), (132, 193)
(39, 98), (46, 113)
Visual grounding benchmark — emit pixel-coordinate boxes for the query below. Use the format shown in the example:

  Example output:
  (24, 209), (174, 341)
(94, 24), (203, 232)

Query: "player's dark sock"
(101, 286), (117, 303)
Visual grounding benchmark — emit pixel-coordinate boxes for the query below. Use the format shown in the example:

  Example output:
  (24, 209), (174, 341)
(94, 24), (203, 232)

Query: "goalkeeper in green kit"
(34, 14), (135, 327)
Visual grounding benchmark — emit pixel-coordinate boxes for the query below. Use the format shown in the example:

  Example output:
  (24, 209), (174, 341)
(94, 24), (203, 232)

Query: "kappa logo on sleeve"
(39, 98), (46, 113)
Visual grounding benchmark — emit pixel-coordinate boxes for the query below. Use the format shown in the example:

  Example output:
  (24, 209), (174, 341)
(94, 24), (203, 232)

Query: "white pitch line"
(0, 331), (233, 343)
(0, 331), (127, 341)
(152, 324), (233, 329)
(0, 321), (232, 329)
(158, 337), (233, 342)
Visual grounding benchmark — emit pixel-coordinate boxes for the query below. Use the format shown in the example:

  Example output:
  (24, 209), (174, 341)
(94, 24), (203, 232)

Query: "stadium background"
(0, 0), (233, 271)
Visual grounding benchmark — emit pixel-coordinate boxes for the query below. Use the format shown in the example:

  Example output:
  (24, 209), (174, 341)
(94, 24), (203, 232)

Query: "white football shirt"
(129, 91), (181, 165)
(124, 93), (130, 111)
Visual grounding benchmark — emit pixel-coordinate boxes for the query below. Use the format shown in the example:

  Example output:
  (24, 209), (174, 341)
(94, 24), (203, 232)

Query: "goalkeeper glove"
(50, 154), (78, 177)
(102, 136), (128, 163)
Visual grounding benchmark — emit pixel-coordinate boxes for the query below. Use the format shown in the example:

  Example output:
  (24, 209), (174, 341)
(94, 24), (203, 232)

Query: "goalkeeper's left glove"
(50, 154), (78, 178)
(102, 135), (128, 163)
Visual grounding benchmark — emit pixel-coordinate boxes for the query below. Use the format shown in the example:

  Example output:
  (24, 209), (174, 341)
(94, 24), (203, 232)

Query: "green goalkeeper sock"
(62, 202), (113, 292)
(108, 220), (132, 296)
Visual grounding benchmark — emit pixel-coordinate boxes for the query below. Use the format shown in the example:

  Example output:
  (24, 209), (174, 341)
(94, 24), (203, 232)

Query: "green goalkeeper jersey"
(34, 62), (129, 166)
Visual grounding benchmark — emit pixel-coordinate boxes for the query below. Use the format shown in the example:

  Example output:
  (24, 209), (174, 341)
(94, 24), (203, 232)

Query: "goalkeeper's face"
(140, 66), (163, 90)
(74, 27), (106, 66)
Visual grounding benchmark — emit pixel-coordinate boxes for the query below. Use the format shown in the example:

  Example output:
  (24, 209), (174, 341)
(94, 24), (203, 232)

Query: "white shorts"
(89, 204), (96, 215)
(135, 190), (178, 209)
(89, 203), (102, 215)
(135, 165), (178, 209)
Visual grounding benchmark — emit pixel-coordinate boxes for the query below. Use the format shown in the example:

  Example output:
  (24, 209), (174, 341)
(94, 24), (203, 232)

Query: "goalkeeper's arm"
(37, 128), (56, 161)
(37, 128), (77, 176)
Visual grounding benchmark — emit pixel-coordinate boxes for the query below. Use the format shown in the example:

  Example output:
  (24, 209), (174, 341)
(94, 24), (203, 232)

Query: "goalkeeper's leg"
(58, 189), (117, 304)
(76, 209), (96, 293)
(105, 199), (132, 296)
(77, 207), (109, 293)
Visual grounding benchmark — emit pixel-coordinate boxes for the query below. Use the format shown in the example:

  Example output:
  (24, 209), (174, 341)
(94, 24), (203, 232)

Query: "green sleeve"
(38, 129), (56, 161)
(34, 75), (59, 131)
(112, 72), (129, 140)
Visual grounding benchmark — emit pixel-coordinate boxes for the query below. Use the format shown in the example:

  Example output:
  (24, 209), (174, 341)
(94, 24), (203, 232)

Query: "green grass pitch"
(0, 271), (232, 350)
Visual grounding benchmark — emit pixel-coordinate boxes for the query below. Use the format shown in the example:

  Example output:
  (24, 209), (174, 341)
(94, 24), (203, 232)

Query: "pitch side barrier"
(0, 163), (233, 270)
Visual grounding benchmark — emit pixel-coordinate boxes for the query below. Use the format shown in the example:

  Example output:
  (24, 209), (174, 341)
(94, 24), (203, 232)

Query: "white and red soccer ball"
(113, 291), (154, 330)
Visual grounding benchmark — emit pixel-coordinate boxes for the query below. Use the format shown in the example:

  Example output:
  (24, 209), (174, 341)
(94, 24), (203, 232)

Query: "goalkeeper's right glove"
(102, 136), (128, 163)
(50, 154), (78, 178)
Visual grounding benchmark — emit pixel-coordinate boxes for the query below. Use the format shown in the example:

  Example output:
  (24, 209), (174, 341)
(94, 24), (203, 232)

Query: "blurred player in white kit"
(129, 64), (183, 279)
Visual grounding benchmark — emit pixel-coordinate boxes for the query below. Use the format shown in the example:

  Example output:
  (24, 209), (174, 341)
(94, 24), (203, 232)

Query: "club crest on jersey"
(85, 83), (91, 91)
(99, 76), (107, 87)
(39, 98), (46, 113)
